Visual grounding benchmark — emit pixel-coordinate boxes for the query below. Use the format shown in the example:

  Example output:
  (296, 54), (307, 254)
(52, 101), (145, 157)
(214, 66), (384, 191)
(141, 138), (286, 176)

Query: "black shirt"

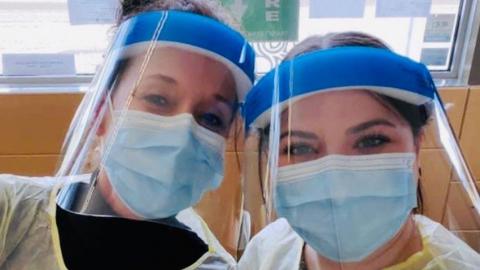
(56, 205), (209, 270)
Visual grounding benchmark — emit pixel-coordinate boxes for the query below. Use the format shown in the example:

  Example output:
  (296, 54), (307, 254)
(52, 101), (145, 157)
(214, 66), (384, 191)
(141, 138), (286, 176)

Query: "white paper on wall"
(68, 0), (119, 25)
(2, 54), (76, 76)
(420, 48), (449, 66)
(310, 0), (366, 18)
(376, 0), (432, 18)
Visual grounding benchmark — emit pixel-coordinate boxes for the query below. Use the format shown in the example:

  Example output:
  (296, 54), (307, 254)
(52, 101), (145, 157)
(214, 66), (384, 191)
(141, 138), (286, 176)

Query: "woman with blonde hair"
(0, 1), (255, 269)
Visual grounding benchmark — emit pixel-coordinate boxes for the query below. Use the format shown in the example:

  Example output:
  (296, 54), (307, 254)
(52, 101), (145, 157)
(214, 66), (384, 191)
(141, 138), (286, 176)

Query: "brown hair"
(117, 0), (236, 27)
(284, 32), (391, 60)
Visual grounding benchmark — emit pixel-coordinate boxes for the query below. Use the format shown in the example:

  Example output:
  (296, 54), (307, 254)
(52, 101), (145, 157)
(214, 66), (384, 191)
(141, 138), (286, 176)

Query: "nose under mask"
(275, 153), (418, 262)
(102, 110), (226, 219)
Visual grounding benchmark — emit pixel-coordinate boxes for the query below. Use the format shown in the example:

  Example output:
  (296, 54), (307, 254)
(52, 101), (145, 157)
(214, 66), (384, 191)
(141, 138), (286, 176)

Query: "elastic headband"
(113, 10), (255, 101)
(243, 46), (436, 128)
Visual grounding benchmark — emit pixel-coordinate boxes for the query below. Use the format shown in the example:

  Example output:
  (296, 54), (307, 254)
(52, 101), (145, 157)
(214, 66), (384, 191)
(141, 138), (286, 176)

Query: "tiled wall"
(416, 87), (480, 251)
(1, 87), (479, 254)
(0, 93), (83, 174)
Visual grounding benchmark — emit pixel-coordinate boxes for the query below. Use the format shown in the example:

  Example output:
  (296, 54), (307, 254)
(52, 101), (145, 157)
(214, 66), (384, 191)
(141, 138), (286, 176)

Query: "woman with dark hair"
(239, 32), (480, 269)
(0, 1), (255, 269)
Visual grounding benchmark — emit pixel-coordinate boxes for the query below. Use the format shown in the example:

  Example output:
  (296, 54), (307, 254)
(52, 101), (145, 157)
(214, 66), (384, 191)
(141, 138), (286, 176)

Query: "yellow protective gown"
(238, 215), (480, 270)
(0, 174), (235, 270)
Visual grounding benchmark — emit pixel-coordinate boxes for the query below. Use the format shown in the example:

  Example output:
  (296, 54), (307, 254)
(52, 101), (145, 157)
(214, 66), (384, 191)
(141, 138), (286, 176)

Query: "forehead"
(112, 46), (237, 108)
(129, 46), (234, 77)
(122, 46), (236, 96)
(281, 90), (401, 128)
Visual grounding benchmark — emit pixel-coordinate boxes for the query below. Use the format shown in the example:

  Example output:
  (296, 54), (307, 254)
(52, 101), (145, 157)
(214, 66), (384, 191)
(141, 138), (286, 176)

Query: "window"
(251, 0), (470, 77)
(0, 0), (114, 88)
(0, 0), (477, 87)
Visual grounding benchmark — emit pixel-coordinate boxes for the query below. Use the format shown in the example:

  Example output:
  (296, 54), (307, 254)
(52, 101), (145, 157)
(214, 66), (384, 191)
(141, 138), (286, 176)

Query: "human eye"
(354, 133), (391, 150)
(143, 94), (168, 107)
(282, 142), (318, 156)
(199, 112), (227, 133)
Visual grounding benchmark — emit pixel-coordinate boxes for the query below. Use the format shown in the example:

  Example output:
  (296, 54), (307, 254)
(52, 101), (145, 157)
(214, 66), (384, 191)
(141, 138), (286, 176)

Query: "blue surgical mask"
(102, 110), (225, 219)
(275, 153), (417, 262)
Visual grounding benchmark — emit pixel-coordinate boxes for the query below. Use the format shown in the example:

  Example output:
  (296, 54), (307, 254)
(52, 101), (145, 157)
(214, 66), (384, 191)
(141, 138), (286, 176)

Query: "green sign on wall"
(221, 0), (299, 41)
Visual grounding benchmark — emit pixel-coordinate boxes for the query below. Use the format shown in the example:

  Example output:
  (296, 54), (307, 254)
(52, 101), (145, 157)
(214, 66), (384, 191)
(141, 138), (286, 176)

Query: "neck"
(304, 215), (423, 270)
(81, 170), (117, 216)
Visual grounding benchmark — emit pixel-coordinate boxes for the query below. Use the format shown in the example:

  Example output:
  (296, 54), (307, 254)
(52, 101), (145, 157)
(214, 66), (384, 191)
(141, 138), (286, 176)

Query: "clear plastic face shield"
(243, 47), (480, 268)
(54, 10), (254, 265)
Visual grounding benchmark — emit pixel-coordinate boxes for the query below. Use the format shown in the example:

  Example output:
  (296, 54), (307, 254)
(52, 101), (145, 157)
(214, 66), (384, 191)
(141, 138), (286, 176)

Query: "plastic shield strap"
(241, 66), (282, 243)
(53, 10), (254, 268)
(242, 47), (480, 269)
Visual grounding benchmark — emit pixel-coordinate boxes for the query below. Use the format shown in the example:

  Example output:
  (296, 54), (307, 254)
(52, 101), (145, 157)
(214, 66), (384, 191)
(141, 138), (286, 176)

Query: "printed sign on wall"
(2, 54), (76, 76)
(221, 0), (299, 41)
(424, 14), (456, 42)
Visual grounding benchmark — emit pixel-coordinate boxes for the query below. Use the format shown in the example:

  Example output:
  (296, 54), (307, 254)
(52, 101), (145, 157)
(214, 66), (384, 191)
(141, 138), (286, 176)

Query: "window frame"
(432, 0), (475, 80)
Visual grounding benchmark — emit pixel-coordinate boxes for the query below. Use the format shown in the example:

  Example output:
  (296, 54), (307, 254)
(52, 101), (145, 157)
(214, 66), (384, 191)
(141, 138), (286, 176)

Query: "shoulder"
(254, 217), (300, 242)
(0, 174), (61, 225)
(415, 214), (459, 241)
(177, 208), (237, 267)
(0, 174), (60, 263)
(415, 214), (461, 245)
(415, 215), (480, 267)
(0, 174), (91, 265)
(0, 173), (90, 206)
(239, 218), (303, 270)
(0, 174), (56, 200)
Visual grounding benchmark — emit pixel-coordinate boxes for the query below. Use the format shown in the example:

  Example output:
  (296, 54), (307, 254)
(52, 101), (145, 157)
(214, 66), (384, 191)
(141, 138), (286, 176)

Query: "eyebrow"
(280, 130), (319, 140)
(347, 118), (396, 134)
(214, 94), (238, 112)
(150, 73), (178, 85)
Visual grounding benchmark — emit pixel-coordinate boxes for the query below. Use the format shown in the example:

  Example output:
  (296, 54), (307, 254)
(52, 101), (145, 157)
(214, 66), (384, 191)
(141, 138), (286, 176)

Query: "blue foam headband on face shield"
(243, 46), (436, 128)
(112, 10), (255, 101)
